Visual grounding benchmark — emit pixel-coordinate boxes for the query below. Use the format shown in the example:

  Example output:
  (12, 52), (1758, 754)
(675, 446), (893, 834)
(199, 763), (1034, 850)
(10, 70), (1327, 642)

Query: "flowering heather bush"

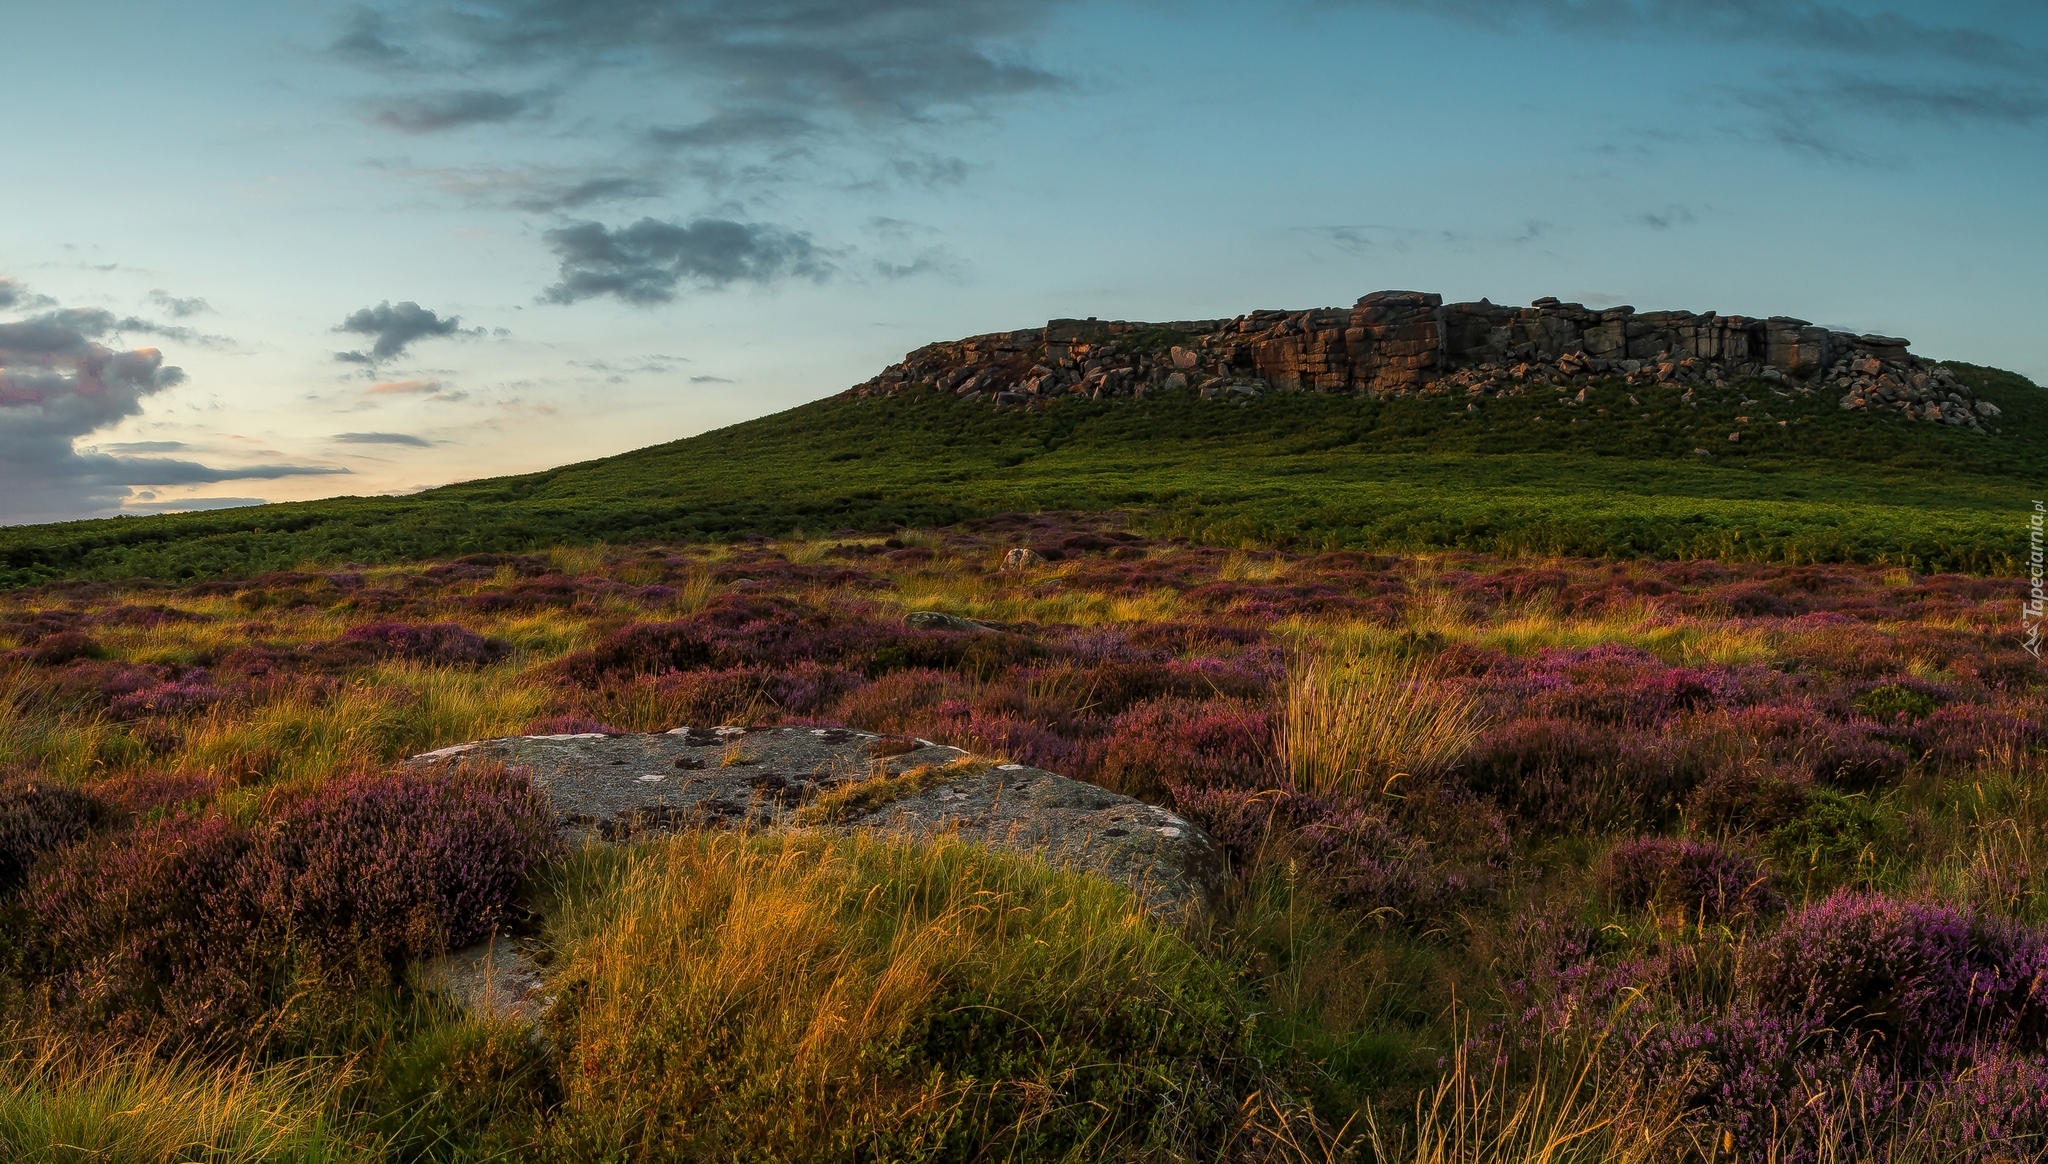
(107, 672), (225, 719)
(337, 621), (509, 667)
(1095, 697), (1273, 800)
(270, 764), (563, 960)
(11, 631), (103, 666)
(1599, 836), (1780, 919)
(1682, 764), (1814, 835)
(22, 764), (562, 1042)
(87, 770), (224, 817)
(1743, 892), (2048, 1060)
(26, 811), (277, 1037)
(1911, 1045), (2048, 1159)
(0, 779), (107, 891)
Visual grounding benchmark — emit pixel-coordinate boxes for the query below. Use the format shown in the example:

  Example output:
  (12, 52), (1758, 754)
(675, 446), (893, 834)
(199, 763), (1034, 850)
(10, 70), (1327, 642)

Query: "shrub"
(269, 764), (563, 962)
(1742, 892), (2048, 1067)
(0, 780), (107, 892)
(337, 622), (509, 668)
(1857, 682), (1940, 723)
(1095, 697), (1273, 800)
(11, 633), (102, 666)
(1599, 836), (1781, 920)
(24, 764), (562, 1043)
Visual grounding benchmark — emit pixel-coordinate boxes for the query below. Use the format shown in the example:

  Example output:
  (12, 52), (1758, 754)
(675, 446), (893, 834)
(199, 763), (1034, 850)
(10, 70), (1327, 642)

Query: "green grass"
(3, 361), (2042, 587)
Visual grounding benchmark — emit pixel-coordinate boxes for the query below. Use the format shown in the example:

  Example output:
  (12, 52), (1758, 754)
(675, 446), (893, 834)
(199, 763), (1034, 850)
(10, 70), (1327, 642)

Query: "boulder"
(404, 726), (1225, 922)
(1001, 547), (1047, 570)
(903, 610), (989, 633)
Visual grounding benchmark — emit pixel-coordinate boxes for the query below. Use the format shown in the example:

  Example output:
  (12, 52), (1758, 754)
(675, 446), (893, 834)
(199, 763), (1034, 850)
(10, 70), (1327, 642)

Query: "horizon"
(4, 0), (2044, 525)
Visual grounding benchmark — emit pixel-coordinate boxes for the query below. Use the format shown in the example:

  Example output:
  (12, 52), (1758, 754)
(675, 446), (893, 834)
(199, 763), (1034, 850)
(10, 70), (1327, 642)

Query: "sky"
(2, 0), (2044, 525)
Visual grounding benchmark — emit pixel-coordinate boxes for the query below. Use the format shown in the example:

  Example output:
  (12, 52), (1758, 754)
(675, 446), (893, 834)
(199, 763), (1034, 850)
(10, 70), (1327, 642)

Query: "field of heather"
(2, 514), (2044, 1162)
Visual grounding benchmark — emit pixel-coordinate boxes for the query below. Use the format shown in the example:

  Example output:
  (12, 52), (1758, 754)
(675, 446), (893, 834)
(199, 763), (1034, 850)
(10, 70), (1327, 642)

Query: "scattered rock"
(1001, 547), (1047, 571)
(903, 610), (988, 633)
(423, 936), (551, 1027)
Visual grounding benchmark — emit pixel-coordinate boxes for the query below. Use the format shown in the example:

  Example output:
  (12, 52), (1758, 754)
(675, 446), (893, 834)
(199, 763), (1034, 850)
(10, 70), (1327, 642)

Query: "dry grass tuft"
(1281, 650), (1485, 797)
(0, 1031), (358, 1164)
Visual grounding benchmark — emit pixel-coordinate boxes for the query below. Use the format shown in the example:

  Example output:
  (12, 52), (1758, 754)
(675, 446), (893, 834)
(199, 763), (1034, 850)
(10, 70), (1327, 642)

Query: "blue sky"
(2, 0), (2043, 523)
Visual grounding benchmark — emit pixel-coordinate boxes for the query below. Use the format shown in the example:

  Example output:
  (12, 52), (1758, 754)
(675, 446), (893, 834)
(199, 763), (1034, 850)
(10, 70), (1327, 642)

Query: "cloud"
(0, 278), (53, 310)
(1340, 1), (2046, 77)
(418, 0), (1069, 124)
(1775, 73), (2048, 127)
(372, 88), (550, 132)
(689, 374), (734, 384)
(99, 440), (191, 452)
(511, 173), (667, 211)
(540, 217), (832, 304)
(334, 431), (438, 446)
(0, 304), (344, 525)
(118, 496), (269, 515)
(1636, 204), (1697, 230)
(146, 289), (211, 317)
(367, 377), (444, 394)
(334, 301), (481, 363)
(647, 109), (819, 149)
(329, 8), (418, 67)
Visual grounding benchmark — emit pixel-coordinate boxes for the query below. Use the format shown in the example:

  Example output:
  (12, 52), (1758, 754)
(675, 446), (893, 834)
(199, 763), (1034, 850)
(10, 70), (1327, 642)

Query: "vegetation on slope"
(1, 362), (2041, 588)
(1, 522), (2044, 1158)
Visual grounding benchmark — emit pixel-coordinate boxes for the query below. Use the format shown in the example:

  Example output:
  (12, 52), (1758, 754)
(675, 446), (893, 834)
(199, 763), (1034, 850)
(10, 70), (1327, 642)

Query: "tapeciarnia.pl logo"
(2027, 500), (2044, 660)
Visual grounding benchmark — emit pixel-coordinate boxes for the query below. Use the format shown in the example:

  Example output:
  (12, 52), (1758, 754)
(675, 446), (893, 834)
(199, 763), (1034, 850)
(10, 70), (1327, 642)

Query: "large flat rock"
(405, 725), (1225, 921)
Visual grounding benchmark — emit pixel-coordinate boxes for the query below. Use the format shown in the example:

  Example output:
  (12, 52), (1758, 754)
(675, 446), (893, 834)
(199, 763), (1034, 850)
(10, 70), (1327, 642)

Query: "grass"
(1, 361), (2042, 588)
(533, 830), (1307, 1162)
(0, 1033), (361, 1164)
(1282, 650), (1486, 796)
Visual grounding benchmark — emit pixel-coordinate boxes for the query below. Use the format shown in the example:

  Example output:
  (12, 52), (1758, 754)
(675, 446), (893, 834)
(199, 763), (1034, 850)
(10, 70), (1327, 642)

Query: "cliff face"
(846, 291), (2003, 432)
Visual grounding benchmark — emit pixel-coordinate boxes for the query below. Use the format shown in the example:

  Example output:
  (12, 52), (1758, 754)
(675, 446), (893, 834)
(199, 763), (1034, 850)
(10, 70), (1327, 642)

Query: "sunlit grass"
(1281, 648), (1485, 797)
(0, 1031), (360, 1164)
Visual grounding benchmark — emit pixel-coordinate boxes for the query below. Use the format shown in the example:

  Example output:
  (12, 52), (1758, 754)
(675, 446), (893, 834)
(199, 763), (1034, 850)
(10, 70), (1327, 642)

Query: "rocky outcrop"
(844, 291), (2000, 432)
(404, 725), (1225, 922)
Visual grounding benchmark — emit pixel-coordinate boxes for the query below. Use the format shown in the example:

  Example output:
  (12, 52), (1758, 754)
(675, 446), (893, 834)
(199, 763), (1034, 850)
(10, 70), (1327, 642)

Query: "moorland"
(0, 331), (2044, 1161)
(0, 512), (2043, 1161)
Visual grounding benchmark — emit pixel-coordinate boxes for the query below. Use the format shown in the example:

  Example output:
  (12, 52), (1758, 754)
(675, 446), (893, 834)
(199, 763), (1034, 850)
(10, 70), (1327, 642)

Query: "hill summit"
(847, 290), (2002, 432)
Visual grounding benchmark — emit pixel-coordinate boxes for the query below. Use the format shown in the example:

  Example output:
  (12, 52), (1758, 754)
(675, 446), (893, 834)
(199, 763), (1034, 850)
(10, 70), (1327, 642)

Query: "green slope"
(3, 362), (2043, 587)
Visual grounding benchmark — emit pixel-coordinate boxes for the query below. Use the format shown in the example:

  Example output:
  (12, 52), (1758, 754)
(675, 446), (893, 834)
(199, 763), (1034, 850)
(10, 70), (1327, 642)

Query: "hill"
(1, 292), (2043, 588)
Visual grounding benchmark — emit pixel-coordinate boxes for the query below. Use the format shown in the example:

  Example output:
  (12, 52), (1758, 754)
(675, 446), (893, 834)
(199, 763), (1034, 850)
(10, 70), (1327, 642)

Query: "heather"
(0, 519), (2042, 1158)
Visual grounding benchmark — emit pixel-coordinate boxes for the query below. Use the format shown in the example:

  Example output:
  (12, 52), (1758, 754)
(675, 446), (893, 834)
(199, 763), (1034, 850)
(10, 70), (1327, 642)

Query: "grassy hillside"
(2, 361), (2042, 587)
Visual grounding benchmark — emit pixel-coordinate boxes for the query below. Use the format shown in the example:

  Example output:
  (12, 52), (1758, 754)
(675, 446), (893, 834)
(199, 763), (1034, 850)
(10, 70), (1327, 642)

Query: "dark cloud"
(424, 0), (1068, 123)
(688, 374), (733, 383)
(147, 289), (211, 317)
(888, 154), (971, 188)
(540, 217), (831, 304)
(100, 440), (191, 453)
(511, 173), (667, 212)
(0, 305), (343, 525)
(119, 497), (269, 515)
(1637, 205), (1697, 230)
(372, 88), (550, 133)
(1344, 1), (2046, 77)
(329, 8), (418, 66)
(334, 431), (438, 446)
(1794, 74), (2048, 126)
(334, 301), (481, 363)
(646, 109), (819, 149)
(0, 278), (58, 312)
